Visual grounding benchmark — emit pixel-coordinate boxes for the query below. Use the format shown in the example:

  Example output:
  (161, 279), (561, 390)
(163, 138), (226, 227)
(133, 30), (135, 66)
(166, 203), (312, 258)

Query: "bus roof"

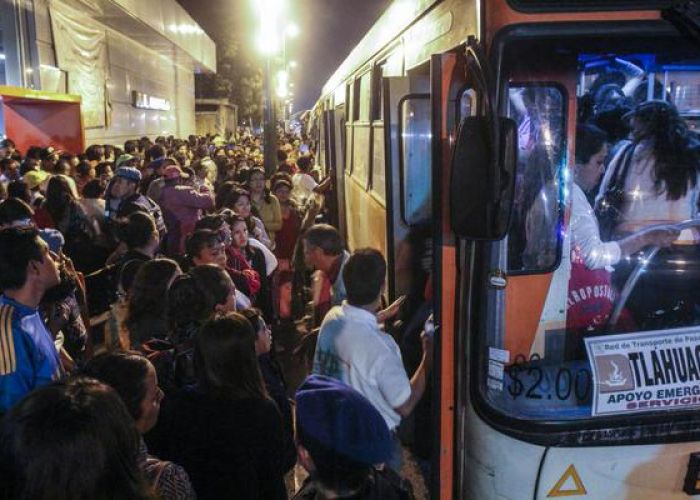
(321, 0), (439, 97)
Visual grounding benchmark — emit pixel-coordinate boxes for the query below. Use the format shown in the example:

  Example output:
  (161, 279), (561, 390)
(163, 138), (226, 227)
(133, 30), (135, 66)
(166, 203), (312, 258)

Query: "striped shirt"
(0, 295), (63, 414)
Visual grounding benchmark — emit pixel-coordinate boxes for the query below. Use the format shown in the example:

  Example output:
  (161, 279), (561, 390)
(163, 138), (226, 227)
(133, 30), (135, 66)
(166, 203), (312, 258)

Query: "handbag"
(595, 141), (636, 241)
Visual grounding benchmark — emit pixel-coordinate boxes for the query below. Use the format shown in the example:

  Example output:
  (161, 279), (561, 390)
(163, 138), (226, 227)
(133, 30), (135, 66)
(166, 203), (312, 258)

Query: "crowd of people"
(0, 131), (428, 499)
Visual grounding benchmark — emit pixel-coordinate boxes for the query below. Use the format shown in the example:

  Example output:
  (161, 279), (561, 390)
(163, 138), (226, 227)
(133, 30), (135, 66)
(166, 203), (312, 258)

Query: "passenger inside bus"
(488, 36), (700, 419)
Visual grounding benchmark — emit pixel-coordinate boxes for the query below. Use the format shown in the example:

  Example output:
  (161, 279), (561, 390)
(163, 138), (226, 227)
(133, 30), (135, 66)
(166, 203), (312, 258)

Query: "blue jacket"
(0, 295), (63, 414)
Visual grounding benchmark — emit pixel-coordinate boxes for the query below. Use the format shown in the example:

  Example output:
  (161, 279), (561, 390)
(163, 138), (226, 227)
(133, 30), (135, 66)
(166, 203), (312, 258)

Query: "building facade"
(0, 0), (215, 145)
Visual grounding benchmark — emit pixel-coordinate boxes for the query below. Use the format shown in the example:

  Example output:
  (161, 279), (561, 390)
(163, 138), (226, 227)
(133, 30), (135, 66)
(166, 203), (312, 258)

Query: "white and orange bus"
(310, 0), (700, 498)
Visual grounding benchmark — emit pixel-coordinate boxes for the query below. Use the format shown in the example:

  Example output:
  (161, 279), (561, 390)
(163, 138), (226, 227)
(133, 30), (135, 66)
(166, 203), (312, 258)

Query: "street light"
(286, 23), (300, 39)
(253, 0), (288, 175)
(255, 0), (286, 55)
(276, 69), (289, 98)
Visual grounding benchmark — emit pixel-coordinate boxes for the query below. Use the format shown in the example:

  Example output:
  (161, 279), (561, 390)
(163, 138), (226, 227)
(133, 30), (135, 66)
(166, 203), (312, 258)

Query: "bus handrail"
(609, 218), (700, 325)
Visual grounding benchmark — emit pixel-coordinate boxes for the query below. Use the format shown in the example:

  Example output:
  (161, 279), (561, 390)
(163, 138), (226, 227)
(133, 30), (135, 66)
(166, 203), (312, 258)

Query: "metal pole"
(263, 56), (276, 176)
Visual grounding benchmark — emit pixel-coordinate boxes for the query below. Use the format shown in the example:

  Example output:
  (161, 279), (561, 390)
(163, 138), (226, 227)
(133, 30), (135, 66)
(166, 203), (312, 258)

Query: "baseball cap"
(115, 154), (135, 168)
(295, 375), (392, 465)
(115, 166), (142, 183)
(163, 164), (190, 181)
(23, 169), (50, 190)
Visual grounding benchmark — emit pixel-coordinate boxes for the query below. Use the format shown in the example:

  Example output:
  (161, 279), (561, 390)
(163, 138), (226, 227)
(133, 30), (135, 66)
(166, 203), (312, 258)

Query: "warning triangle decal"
(547, 464), (587, 497)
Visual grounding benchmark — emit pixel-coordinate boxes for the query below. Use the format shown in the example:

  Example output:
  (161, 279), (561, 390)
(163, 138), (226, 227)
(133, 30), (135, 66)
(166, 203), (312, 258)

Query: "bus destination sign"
(585, 327), (700, 416)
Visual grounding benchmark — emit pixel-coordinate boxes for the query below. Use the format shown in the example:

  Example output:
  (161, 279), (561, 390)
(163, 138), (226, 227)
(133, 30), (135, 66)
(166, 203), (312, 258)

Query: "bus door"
(333, 104), (348, 242)
(322, 108), (341, 229)
(382, 75), (411, 302)
(429, 51), (469, 500)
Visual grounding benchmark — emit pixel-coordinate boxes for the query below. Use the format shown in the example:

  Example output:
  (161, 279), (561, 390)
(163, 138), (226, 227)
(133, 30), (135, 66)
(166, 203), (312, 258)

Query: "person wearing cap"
(141, 144), (169, 194)
(293, 374), (414, 499)
(109, 166), (167, 244)
(40, 146), (61, 173)
(22, 169), (50, 208)
(312, 249), (432, 472)
(159, 163), (214, 257)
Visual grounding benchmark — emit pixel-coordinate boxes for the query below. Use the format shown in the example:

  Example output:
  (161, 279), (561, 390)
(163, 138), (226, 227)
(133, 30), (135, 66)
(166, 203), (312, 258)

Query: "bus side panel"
(537, 443), (700, 499)
(344, 174), (387, 256)
(504, 274), (553, 359)
(465, 406), (544, 499)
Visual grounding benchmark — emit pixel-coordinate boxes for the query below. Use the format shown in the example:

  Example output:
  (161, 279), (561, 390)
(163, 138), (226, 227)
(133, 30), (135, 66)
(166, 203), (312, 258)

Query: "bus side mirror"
(450, 116), (517, 240)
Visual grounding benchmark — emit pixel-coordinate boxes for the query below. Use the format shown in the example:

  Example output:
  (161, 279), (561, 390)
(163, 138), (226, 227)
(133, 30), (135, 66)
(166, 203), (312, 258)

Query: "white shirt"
(571, 183), (621, 270)
(312, 302), (411, 430)
(292, 172), (317, 205)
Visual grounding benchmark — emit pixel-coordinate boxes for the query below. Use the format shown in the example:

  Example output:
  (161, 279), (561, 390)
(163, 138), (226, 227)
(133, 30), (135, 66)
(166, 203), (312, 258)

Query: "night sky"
(177, 0), (392, 111)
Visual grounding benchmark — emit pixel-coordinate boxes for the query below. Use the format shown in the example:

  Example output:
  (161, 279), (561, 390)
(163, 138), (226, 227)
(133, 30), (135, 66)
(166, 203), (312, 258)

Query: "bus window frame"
(368, 63), (387, 202)
(398, 92), (431, 226)
(371, 63), (384, 122)
(355, 70), (373, 124)
(467, 20), (700, 447)
(349, 70), (372, 186)
(345, 82), (353, 174)
(505, 81), (568, 277)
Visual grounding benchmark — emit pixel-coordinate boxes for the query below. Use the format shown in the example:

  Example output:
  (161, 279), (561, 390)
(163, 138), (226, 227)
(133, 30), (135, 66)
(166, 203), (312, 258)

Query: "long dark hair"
(125, 258), (180, 347)
(44, 175), (77, 224)
(222, 186), (258, 233)
(194, 312), (268, 400)
(247, 167), (272, 203)
(166, 274), (210, 345)
(631, 100), (700, 200)
(83, 351), (151, 422)
(0, 377), (153, 500)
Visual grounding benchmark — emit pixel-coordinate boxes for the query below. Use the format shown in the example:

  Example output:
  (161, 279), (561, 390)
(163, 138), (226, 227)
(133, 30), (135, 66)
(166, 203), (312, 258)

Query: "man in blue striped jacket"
(0, 227), (63, 414)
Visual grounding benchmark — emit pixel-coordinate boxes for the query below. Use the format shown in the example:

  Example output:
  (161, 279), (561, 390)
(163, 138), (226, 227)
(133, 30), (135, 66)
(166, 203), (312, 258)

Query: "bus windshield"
(480, 31), (700, 422)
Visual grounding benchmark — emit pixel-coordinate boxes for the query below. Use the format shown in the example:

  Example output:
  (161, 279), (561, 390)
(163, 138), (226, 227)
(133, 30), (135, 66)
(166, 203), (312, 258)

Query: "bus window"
(371, 127), (385, 201)
(507, 85), (566, 272)
(479, 34), (700, 423)
(357, 72), (371, 122)
(372, 65), (384, 121)
(400, 96), (431, 225)
(349, 72), (372, 184)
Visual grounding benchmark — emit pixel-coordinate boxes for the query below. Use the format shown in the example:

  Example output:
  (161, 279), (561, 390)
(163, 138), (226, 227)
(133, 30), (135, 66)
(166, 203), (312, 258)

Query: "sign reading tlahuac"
(585, 328), (700, 416)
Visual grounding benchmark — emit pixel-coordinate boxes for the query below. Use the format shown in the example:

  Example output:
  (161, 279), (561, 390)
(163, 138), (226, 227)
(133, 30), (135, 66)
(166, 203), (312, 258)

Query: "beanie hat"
(295, 375), (392, 465)
(39, 228), (65, 254)
(115, 166), (142, 183)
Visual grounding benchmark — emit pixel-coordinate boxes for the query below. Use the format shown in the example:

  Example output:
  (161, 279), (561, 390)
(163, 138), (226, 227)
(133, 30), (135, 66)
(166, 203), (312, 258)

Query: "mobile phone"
(424, 314), (436, 339)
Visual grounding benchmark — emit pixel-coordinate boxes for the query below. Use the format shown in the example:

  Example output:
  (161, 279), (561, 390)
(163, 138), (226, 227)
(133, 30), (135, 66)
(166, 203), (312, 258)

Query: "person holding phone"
(312, 249), (433, 472)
